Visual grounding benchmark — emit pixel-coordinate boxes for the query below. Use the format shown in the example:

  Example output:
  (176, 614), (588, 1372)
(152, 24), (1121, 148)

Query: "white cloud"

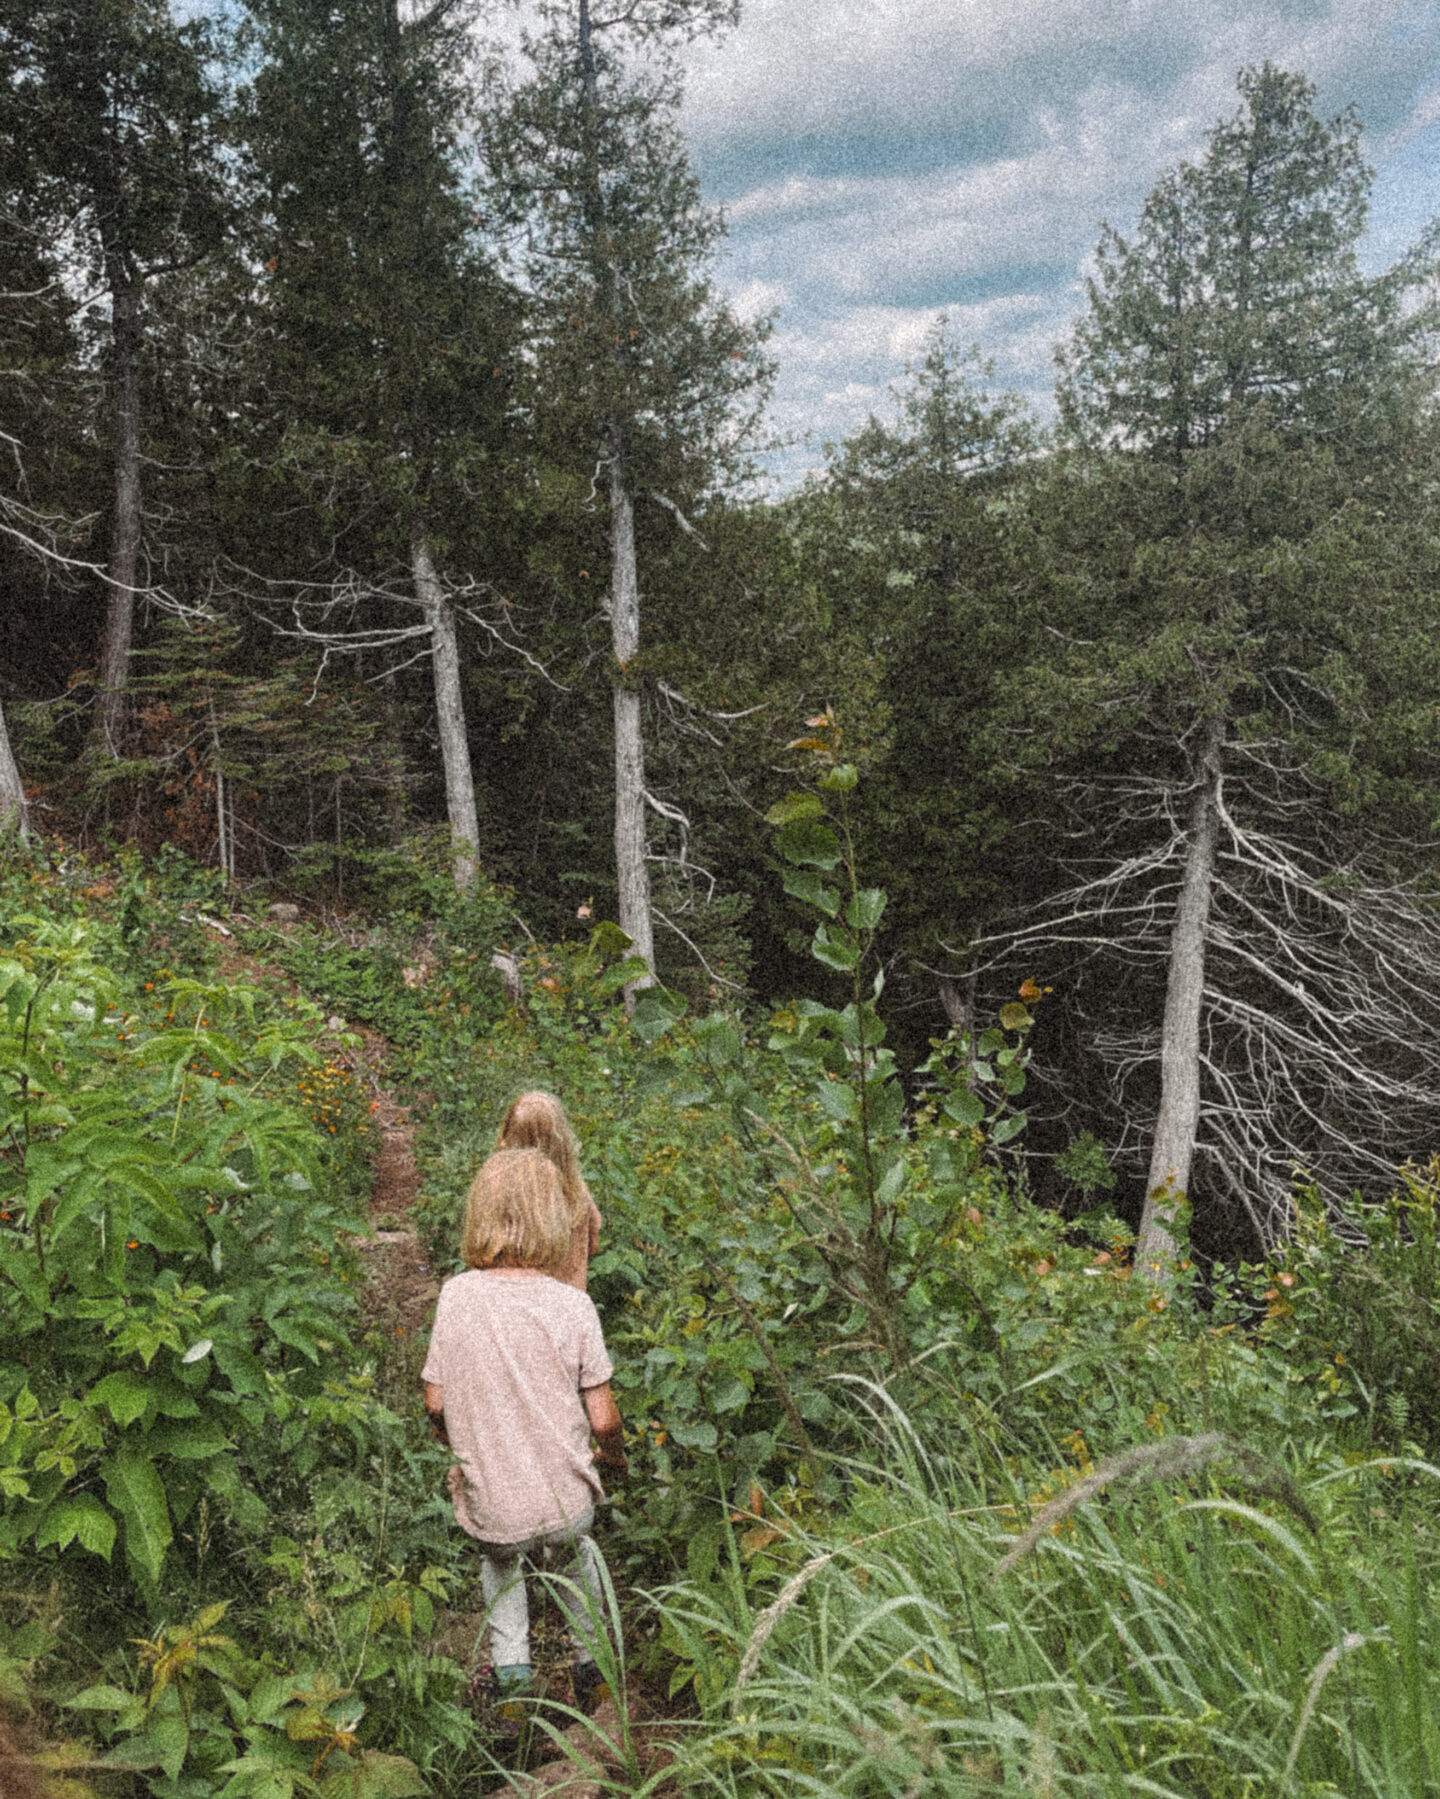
(680, 0), (1440, 489)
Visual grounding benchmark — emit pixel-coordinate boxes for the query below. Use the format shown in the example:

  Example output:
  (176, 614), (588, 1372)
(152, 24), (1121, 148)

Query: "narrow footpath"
(350, 1051), (679, 1797)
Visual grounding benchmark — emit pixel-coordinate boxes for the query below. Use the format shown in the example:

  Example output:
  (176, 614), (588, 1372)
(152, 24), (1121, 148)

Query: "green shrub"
(0, 911), (370, 1601)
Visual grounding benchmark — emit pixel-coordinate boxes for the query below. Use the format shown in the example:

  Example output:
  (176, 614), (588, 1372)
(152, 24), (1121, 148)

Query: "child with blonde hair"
(422, 1147), (626, 1711)
(496, 1090), (603, 1291)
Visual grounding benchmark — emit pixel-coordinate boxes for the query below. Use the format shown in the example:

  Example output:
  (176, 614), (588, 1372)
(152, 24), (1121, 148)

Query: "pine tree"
(1058, 64), (1431, 460)
(485, 0), (770, 981)
(990, 69), (1440, 1263)
(240, 0), (522, 890)
(0, 0), (233, 756)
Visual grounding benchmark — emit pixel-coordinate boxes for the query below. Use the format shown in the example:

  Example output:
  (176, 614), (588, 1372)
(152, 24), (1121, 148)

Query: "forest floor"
(349, 1042), (682, 1797)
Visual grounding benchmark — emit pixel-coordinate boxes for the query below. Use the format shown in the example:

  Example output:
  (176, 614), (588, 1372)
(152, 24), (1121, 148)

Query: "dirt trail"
(353, 1078), (440, 1339)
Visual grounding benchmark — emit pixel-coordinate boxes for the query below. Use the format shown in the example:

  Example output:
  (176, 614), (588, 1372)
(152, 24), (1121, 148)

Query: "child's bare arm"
(423, 1381), (449, 1446)
(583, 1382), (627, 1477)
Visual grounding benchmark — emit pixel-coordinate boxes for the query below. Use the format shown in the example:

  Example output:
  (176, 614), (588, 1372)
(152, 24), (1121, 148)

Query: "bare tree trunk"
(0, 699), (29, 839)
(575, 0), (655, 986)
(412, 535), (481, 892)
(1137, 718), (1224, 1268)
(93, 265), (142, 758)
(609, 452), (655, 985)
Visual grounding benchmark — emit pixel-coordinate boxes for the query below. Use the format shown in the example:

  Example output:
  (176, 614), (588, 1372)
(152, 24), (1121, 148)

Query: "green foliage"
(1058, 63), (1434, 458)
(65, 1596), (433, 1799)
(1246, 1165), (1440, 1455)
(652, 1399), (1440, 1797)
(0, 872), (372, 1600)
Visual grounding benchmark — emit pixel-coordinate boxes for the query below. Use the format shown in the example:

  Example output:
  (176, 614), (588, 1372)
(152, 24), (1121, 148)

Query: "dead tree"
(962, 739), (1440, 1253)
(236, 557), (563, 896)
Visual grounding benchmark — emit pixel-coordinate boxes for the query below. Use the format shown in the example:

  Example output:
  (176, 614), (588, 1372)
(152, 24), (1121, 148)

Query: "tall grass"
(650, 1386), (1440, 1797)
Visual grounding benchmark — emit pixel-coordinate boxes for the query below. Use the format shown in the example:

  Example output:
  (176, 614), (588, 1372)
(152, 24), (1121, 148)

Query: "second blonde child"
(496, 1090), (602, 1292)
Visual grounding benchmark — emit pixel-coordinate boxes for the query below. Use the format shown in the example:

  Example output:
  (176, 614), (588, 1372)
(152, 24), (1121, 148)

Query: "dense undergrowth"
(3, 795), (1440, 1797)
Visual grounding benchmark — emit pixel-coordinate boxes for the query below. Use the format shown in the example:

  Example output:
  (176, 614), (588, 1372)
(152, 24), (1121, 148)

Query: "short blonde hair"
(496, 1090), (586, 1225)
(463, 1148), (572, 1273)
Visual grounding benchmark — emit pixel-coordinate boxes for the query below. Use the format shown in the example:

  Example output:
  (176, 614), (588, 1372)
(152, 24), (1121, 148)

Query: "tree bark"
(1137, 718), (1224, 1268)
(576, 0), (656, 985)
(412, 535), (481, 892)
(93, 263), (143, 758)
(609, 452), (655, 984)
(0, 700), (29, 840)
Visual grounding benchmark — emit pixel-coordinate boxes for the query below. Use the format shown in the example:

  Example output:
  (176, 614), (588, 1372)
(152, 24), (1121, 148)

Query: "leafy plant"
(0, 912), (369, 1597)
(66, 1599), (432, 1799)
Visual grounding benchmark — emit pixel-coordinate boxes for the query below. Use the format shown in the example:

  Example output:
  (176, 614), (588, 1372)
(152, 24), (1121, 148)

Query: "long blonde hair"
(462, 1148), (571, 1272)
(496, 1090), (586, 1225)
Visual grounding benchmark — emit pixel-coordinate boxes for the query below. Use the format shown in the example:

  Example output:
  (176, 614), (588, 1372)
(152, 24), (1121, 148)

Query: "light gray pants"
(477, 1508), (607, 1671)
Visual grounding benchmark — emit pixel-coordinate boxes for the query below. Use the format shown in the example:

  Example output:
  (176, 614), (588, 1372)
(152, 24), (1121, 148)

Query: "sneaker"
(572, 1660), (607, 1715)
(467, 1664), (534, 1746)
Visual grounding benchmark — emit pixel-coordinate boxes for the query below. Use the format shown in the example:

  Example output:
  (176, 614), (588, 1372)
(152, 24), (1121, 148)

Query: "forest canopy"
(4, 18), (1440, 1796)
(0, 17), (1437, 1258)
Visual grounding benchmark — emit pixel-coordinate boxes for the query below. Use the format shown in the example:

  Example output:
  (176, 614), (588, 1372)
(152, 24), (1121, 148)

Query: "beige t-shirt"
(422, 1270), (614, 1545)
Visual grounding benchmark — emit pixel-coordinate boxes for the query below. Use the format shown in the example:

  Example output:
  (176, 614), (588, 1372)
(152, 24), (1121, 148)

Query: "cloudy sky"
(671, 0), (1440, 486)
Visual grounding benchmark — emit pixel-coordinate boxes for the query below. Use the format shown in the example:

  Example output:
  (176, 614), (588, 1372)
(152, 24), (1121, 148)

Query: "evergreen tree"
(990, 70), (1440, 1263)
(1058, 64), (1433, 460)
(240, 0), (523, 890)
(0, 0), (233, 755)
(485, 0), (770, 981)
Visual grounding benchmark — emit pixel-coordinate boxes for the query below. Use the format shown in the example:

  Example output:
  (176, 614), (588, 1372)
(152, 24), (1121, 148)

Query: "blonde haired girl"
(423, 1147), (626, 1710)
(496, 1090), (602, 1291)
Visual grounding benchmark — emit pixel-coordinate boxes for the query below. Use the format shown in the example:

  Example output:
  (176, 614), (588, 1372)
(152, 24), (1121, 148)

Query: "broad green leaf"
(774, 818), (841, 870)
(268, 1317), (320, 1362)
(630, 987), (686, 1044)
(992, 1112), (1029, 1144)
(148, 1418), (228, 1460)
(64, 1684), (139, 1713)
(764, 792), (825, 826)
(1, 1251), (49, 1315)
(943, 1090), (986, 1129)
(818, 762), (858, 791)
(36, 1493), (117, 1560)
(114, 1714), (189, 1781)
(595, 955), (653, 996)
(101, 1444), (171, 1587)
(810, 925), (859, 972)
(998, 1002), (1032, 1031)
(320, 1752), (428, 1799)
(815, 1080), (856, 1123)
(876, 1158), (908, 1205)
(249, 1674), (304, 1722)
(48, 1169), (104, 1243)
(693, 1015), (741, 1063)
(212, 1340), (265, 1396)
(845, 888), (887, 932)
(587, 920), (634, 958)
(710, 1376), (749, 1414)
(72, 1130), (164, 1170)
(89, 1371), (152, 1429)
(782, 869), (840, 917)
(669, 1420), (718, 1452)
